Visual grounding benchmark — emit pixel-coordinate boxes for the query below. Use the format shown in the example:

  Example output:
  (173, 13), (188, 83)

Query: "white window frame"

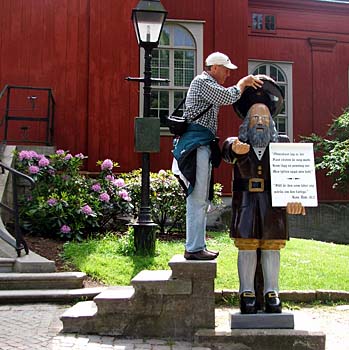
(249, 60), (293, 141)
(139, 19), (204, 135)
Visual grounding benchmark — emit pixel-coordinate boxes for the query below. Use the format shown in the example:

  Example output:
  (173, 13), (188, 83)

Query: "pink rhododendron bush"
(16, 149), (133, 241)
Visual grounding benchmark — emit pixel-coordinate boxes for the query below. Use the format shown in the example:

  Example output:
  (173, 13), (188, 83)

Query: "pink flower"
(64, 153), (73, 160)
(91, 183), (102, 192)
(75, 153), (85, 159)
(47, 198), (57, 206)
(99, 192), (110, 202)
(118, 189), (131, 202)
(56, 149), (65, 155)
(38, 157), (50, 167)
(81, 205), (93, 215)
(105, 175), (114, 181)
(19, 150), (39, 161)
(29, 165), (40, 174)
(101, 159), (113, 171)
(28, 150), (39, 159)
(60, 225), (71, 234)
(112, 178), (125, 188)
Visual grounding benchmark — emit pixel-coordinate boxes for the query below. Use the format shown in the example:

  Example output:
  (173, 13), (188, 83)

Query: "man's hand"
(286, 202), (306, 215)
(237, 74), (264, 92)
(232, 138), (250, 155)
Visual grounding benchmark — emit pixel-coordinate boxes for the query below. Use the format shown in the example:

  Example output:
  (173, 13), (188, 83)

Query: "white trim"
(166, 18), (206, 25)
(248, 60), (294, 141)
(249, 58), (294, 65)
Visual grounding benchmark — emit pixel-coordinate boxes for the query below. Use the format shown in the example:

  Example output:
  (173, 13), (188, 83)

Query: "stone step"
(0, 271), (86, 290)
(168, 254), (217, 279)
(0, 287), (105, 303)
(131, 269), (192, 295)
(60, 300), (98, 333)
(94, 286), (135, 314)
(0, 258), (15, 272)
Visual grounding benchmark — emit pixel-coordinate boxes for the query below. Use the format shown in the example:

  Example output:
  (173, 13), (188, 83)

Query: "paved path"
(0, 303), (348, 350)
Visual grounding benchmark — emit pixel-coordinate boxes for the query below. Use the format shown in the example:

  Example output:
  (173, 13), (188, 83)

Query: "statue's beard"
(248, 125), (271, 148)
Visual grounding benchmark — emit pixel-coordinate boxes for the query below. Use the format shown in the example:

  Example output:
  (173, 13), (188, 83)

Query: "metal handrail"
(0, 85), (56, 145)
(0, 162), (35, 257)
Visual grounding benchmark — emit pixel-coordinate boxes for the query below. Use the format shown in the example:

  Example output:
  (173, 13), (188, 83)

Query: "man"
(172, 52), (265, 261)
(222, 78), (305, 313)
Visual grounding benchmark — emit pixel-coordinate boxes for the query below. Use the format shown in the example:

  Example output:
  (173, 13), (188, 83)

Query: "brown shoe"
(184, 250), (217, 260)
(205, 248), (219, 257)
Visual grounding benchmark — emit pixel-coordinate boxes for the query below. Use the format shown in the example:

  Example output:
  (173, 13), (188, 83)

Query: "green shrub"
(302, 107), (349, 191)
(122, 169), (223, 235)
(15, 149), (133, 241)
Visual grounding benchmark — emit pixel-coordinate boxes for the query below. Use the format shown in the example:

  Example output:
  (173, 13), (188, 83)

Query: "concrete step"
(0, 258), (15, 272)
(0, 271), (86, 290)
(94, 286), (135, 314)
(60, 300), (98, 333)
(131, 269), (192, 295)
(0, 287), (105, 303)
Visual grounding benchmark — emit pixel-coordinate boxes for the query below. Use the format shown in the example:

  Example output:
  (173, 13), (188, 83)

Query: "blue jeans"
(186, 145), (212, 252)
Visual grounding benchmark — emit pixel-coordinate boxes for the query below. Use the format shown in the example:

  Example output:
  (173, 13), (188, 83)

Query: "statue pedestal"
(230, 310), (294, 329)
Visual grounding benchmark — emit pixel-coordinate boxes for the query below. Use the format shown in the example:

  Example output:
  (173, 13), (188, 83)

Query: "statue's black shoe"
(265, 291), (282, 313)
(240, 291), (257, 314)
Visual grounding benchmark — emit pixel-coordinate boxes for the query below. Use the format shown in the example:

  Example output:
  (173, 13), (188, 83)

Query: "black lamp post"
(127, 0), (167, 255)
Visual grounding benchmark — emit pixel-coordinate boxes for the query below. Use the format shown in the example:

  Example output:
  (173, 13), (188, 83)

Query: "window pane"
(174, 70), (183, 86)
(185, 70), (194, 86)
(270, 65), (277, 81)
(152, 49), (169, 86)
(159, 25), (170, 46)
(265, 15), (275, 31)
(160, 109), (169, 126)
(174, 90), (186, 117)
(275, 117), (286, 134)
(185, 51), (195, 69)
(174, 26), (195, 47)
(152, 90), (169, 124)
(252, 14), (263, 30)
(253, 65), (266, 75)
(159, 90), (169, 108)
(277, 69), (285, 82)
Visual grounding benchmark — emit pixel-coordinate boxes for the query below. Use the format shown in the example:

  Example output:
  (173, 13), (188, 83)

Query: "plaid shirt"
(183, 71), (241, 135)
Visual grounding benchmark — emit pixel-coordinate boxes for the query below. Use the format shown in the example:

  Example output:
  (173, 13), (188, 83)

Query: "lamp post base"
(132, 222), (157, 256)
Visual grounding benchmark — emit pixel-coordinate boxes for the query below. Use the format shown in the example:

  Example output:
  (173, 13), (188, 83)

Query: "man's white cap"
(205, 52), (237, 69)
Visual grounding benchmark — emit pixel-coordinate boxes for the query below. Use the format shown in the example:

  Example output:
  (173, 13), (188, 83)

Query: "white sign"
(269, 143), (318, 207)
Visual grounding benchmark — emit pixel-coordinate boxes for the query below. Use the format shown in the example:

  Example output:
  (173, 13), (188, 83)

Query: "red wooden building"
(0, 0), (348, 201)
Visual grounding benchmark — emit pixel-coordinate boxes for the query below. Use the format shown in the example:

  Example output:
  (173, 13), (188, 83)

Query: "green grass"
(62, 231), (349, 291)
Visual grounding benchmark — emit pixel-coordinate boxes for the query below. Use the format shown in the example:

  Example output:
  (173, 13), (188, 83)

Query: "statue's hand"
(232, 138), (250, 155)
(286, 202), (306, 215)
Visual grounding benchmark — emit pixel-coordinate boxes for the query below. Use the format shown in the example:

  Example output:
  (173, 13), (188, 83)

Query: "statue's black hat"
(233, 77), (284, 119)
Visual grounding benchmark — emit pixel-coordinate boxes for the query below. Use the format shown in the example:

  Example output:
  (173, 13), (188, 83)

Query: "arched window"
(138, 21), (204, 132)
(249, 61), (293, 139)
(151, 23), (196, 127)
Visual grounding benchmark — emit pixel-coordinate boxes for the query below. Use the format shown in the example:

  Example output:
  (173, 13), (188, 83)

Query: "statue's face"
(249, 103), (271, 130)
(247, 103), (272, 148)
